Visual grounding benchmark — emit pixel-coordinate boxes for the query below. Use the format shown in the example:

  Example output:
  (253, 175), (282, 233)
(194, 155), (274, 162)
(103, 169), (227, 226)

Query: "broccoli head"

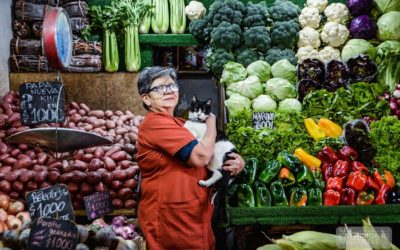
(189, 19), (211, 43)
(242, 1), (271, 28)
(268, 0), (300, 22)
(207, 48), (235, 75)
(271, 20), (299, 49)
(211, 21), (242, 49)
(266, 47), (297, 65)
(207, 0), (245, 27)
(235, 48), (261, 67)
(244, 26), (271, 53)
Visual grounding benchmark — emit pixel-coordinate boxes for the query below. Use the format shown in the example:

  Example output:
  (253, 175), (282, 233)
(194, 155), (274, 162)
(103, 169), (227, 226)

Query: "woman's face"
(142, 76), (179, 114)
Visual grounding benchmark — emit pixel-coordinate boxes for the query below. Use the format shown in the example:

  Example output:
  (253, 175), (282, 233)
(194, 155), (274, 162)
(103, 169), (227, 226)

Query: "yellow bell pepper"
(294, 148), (321, 170)
(317, 118), (343, 138)
(304, 118), (326, 141)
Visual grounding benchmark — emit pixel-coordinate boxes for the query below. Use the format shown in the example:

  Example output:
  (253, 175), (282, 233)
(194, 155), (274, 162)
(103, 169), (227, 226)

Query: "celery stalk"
(125, 25), (141, 72)
(169, 0), (186, 33)
(139, 12), (151, 33)
(151, 0), (169, 34)
(103, 29), (119, 72)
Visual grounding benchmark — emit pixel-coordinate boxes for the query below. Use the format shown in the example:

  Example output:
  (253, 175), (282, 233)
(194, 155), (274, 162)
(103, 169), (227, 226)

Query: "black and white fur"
(184, 96), (237, 188)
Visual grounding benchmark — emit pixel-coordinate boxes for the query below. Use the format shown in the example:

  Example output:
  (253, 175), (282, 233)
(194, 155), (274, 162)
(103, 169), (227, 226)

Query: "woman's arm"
(187, 114), (217, 167)
(223, 153), (245, 175)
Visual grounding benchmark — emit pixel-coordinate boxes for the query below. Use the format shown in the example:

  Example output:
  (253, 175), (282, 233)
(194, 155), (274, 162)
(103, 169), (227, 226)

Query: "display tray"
(139, 34), (199, 47)
(74, 209), (136, 217)
(227, 204), (400, 226)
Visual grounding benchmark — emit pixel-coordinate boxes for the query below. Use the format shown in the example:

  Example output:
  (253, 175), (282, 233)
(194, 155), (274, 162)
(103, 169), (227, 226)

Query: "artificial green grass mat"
(227, 205), (400, 226)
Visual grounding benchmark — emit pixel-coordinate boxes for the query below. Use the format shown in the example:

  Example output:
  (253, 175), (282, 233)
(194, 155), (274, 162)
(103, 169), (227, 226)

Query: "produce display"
(257, 218), (398, 250)
(0, 91), (142, 210)
(0, 214), (144, 250)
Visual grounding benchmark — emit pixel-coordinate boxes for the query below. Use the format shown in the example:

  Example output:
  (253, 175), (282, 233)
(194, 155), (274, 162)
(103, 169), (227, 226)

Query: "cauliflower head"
(306, 0), (328, 13)
(296, 46), (319, 63)
(185, 1), (207, 20)
(324, 3), (349, 24)
(299, 7), (321, 28)
(320, 22), (349, 47)
(318, 46), (341, 63)
(298, 27), (321, 48)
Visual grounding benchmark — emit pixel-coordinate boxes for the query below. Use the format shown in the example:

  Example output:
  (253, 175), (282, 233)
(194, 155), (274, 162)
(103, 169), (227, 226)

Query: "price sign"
(19, 81), (65, 125)
(84, 191), (113, 220)
(28, 217), (78, 250)
(26, 184), (75, 221)
(252, 112), (275, 130)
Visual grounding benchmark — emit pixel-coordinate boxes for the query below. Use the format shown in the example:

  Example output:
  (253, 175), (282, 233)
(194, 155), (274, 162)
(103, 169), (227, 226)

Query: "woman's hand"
(223, 153), (245, 176)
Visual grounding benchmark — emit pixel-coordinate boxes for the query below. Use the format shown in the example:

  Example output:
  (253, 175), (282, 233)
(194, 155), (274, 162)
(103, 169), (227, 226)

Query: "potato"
(112, 198), (123, 209)
(68, 183), (79, 193)
(27, 181), (39, 190)
(59, 172), (74, 183)
(110, 151), (127, 161)
(103, 156), (116, 171)
(86, 172), (101, 184)
(69, 102), (80, 110)
(34, 171), (48, 183)
(47, 171), (60, 183)
(82, 154), (94, 162)
(19, 170), (34, 183)
(101, 172), (113, 185)
(71, 171), (86, 183)
(79, 103), (91, 113)
(105, 110), (113, 118)
(80, 182), (94, 195)
(124, 199), (137, 209)
(118, 160), (134, 170)
(118, 188), (133, 200)
(88, 110), (105, 119)
(89, 159), (104, 171)
(112, 170), (127, 181)
(111, 180), (123, 190)
(94, 147), (105, 159)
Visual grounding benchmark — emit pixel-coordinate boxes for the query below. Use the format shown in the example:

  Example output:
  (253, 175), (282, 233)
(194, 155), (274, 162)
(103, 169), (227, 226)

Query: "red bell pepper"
(346, 171), (368, 192)
(333, 160), (349, 179)
(356, 191), (375, 205)
(317, 146), (339, 164)
(366, 176), (380, 192)
(326, 177), (343, 192)
(340, 188), (356, 205)
(323, 190), (340, 206)
(373, 170), (395, 188)
(321, 163), (333, 182)
(375, 184), (391, 205)
(350, 161), (368, 174)
(338, 146), (358, 161)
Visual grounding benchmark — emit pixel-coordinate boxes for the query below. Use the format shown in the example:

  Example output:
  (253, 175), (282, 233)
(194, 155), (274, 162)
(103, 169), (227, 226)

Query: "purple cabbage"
(347, 0), (374, 16)
(347, 55), (377, 82)
(324, 60), (350, 91)
(297, 79), (323, 102)
(297, 58), (326, 82)
(111, 216), (128, 227)
(349, 15), (377, 39)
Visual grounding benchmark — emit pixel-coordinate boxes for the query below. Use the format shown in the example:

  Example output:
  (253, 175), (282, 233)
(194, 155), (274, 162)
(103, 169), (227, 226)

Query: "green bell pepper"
(278, 167), (296, 187)
(307, 187), (323, 206)
(237, 184), (255, 207)
(313, 171), (325, 190)
(258, 160), (282, 185)
(253, 181), (271, 207)
(289, 187), (308, 207)
(277, 150), (302, 174)
(270, 181), (288, 206)
(296, 165), (314, 188)
(237, 157), (258, 185)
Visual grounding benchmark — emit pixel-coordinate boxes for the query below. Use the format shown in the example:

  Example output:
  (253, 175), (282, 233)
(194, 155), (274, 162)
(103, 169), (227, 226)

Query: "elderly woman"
(136, 66), (244, 250)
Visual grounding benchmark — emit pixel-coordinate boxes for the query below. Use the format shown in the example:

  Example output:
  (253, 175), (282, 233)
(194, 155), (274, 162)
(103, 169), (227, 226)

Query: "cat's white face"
(188, 110), (208, 122)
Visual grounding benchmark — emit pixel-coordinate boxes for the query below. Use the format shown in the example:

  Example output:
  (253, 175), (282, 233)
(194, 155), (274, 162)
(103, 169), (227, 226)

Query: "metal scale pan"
(5, 128), (113, 153)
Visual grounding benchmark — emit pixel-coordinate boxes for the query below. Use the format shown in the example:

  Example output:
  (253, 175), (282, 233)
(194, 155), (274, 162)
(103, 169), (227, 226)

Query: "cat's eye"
(149, 83), (179, 94)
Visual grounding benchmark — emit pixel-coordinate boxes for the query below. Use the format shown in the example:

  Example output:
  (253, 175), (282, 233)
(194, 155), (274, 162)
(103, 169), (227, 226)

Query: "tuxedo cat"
(184, 96), (237, 187)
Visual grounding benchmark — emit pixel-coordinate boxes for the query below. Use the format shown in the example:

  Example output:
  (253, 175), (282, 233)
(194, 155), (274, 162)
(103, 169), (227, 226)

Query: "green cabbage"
(224, 93), (252, 115)
(226, 76), (264, 99)
(377, 11), (400, 41)
(270, 59), (297, 83)
(265, 78), (297, 101)
(341, 39), (374, 62)
(220, 61), (247, 85)
(278, 98), (302, 112)
(375, 0), (400, 14)
(252, 94), (277, 112)
(246, 60), (271, 82)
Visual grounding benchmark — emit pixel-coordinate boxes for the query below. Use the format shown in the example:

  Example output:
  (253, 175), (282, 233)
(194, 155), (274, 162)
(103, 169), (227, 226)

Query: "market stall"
(1, 0), (400, 249)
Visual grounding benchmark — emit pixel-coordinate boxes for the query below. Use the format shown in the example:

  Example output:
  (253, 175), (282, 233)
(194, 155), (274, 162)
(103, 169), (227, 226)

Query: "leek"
(169, 0), (186, 34)
(151, 0), (169, 34)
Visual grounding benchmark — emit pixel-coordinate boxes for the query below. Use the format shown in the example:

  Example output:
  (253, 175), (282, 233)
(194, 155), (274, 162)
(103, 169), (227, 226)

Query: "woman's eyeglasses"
(149, 83), (179, 94)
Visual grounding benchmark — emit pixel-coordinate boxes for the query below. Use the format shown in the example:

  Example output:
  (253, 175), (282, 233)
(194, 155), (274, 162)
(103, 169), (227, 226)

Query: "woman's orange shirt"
(136, 112), (215, 250)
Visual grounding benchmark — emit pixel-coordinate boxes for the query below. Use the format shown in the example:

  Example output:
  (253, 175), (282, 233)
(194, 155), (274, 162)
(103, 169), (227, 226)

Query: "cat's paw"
(198, 180), (209, 187)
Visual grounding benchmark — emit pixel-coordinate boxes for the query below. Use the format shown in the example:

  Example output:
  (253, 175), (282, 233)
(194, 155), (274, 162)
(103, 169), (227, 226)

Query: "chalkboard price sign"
(84, 191), (113, 220)
(252, 112), (275, 130)
(19, 81), (65, 125)
(26, 184), (75, 221)
(28, 217), (78, 250)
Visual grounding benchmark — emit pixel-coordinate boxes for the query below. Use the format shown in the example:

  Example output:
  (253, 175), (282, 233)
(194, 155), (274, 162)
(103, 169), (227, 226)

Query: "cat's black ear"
(192, 95), (197, 103)
(206, 98), (212, 105)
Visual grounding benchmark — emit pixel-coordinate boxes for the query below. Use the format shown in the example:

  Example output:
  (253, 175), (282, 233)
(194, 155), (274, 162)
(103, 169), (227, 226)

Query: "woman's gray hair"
(137, 66), (178, 95)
